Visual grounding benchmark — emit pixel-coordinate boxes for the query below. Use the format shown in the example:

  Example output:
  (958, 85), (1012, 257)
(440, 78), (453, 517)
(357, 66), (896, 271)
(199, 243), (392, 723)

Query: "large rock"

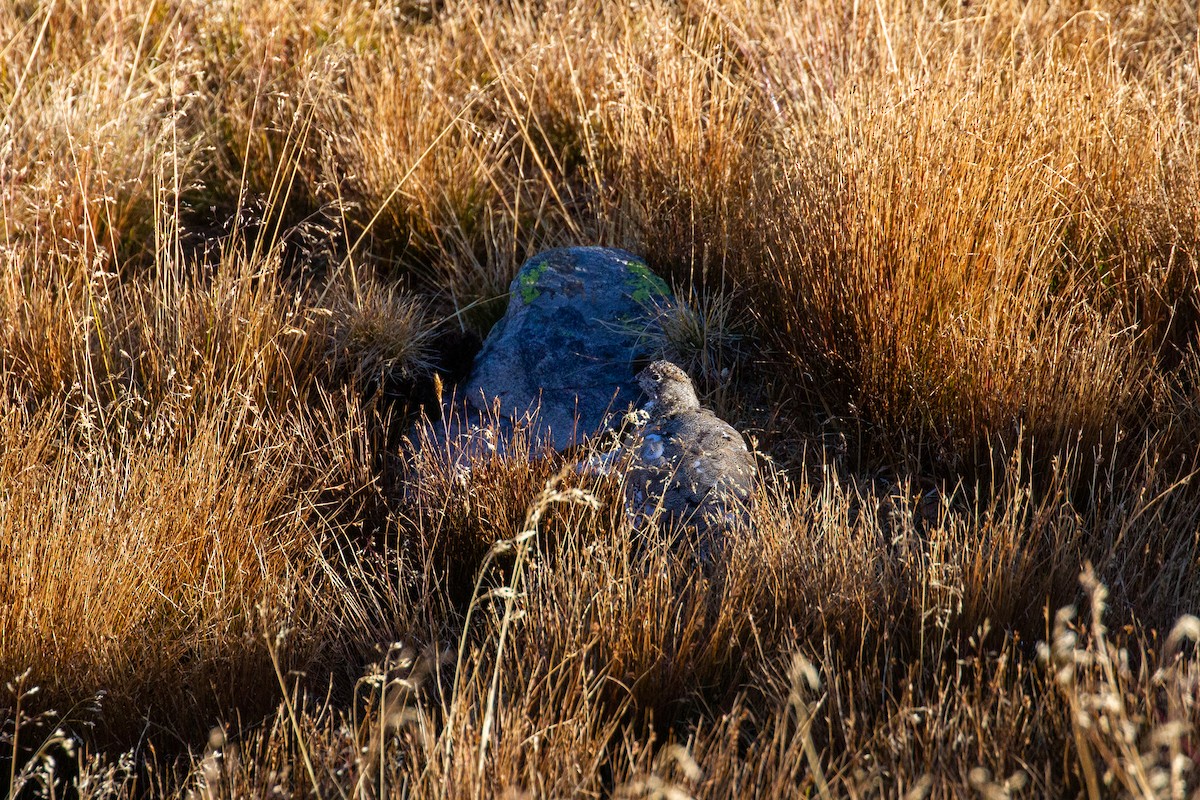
(461, 246), (671, 451)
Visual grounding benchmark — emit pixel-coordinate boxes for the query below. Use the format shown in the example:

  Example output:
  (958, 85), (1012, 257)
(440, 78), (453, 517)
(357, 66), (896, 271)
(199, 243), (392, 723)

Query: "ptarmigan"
(625, 361), (756, 545)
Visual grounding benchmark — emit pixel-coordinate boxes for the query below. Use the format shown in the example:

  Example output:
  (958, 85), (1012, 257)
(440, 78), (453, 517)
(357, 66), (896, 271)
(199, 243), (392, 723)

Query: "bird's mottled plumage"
(626, 361), (756, 541)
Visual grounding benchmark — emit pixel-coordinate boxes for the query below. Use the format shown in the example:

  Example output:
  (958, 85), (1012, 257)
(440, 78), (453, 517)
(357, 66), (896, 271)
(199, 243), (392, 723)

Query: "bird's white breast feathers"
(640, 434), (665, 464)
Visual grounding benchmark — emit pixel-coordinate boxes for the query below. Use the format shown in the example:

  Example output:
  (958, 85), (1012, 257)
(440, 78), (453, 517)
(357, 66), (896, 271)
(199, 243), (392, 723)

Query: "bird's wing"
(652, 412), (754, 501)
(625, 406), (758, 527)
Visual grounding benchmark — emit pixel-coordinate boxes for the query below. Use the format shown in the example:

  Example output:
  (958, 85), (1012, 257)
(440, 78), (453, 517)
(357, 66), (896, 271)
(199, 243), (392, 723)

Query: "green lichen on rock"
(518, 259), (551, 303)
(624, 259), (671, 304)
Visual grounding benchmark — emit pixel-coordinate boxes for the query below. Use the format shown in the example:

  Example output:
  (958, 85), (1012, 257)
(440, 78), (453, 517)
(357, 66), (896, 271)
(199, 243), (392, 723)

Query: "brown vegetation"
(3, 0), (1200, 796)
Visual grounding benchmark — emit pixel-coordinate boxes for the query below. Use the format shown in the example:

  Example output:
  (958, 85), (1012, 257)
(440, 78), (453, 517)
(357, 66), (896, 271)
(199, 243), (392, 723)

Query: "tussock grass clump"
(4, 0), (1200, 797)
(325, 277), (434, 386)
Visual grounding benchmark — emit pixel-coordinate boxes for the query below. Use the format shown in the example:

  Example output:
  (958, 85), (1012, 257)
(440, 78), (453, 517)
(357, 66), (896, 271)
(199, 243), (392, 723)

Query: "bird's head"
(636, 360), (700, 415)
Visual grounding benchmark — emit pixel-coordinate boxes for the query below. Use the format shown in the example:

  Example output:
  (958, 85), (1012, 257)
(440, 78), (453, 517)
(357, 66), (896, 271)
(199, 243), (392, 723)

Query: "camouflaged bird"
(625, 361), (756, 543)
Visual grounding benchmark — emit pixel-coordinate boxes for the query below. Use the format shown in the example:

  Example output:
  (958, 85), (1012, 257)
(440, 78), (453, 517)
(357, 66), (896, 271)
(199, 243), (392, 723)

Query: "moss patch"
(625, 259), (671, 304)
(518, 259), (551, 303)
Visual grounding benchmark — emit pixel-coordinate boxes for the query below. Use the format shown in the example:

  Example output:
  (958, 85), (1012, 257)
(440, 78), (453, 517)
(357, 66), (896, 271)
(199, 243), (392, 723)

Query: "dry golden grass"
(3, 0), (1200, 797)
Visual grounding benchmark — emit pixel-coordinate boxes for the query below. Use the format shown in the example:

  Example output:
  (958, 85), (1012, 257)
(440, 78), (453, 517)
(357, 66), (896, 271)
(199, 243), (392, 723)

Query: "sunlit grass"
(2, 0), (1200, 797)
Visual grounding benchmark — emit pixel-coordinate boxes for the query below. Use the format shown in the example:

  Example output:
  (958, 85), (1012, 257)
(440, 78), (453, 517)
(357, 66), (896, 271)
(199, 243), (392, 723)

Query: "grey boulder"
(461, 246), (671, 451)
